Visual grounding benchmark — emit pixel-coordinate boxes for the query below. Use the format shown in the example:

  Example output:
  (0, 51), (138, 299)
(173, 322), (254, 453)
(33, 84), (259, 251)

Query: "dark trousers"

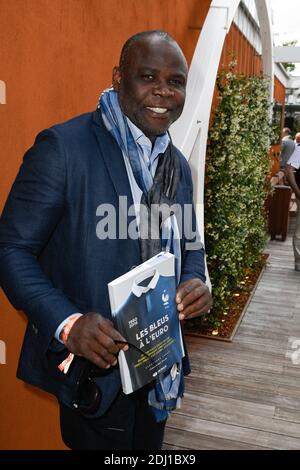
(59, 389), (166, 450)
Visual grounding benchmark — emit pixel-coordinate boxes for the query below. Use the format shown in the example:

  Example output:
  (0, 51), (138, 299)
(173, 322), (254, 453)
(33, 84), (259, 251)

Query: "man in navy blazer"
(0, 30), (212, 450)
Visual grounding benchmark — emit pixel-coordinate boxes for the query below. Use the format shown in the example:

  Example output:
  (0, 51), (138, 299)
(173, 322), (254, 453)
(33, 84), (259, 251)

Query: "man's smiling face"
(113, 36), (188, 142)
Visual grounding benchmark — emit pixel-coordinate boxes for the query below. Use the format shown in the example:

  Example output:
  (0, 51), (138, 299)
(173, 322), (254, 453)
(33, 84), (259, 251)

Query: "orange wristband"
(59, 314), (82, 345)
(57, 314), (82, 374)
(58, 352), (74, 374)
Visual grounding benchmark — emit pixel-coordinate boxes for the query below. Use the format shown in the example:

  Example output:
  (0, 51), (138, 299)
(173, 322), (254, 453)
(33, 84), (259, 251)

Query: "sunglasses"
(72, 341), (154, 415)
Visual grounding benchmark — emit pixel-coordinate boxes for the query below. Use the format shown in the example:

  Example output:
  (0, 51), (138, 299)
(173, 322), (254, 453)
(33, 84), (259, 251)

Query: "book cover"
(108, 252), (185, 394)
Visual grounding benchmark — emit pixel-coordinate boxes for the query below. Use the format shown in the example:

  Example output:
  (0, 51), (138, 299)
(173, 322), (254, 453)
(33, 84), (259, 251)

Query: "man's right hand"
(66, 312), (128, 369)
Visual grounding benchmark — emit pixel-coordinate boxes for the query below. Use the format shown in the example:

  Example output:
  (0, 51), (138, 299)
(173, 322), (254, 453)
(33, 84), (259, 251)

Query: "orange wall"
(221, 23), (262, 76)
(211, 23), (263, 114)
(0, 0), (211, 450)
(274, 76), (286, 105)
(209, 21), (286, 178)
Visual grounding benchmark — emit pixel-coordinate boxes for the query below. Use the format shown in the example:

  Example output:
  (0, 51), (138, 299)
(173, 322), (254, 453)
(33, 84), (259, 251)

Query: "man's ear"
(112, 66), (121, 91)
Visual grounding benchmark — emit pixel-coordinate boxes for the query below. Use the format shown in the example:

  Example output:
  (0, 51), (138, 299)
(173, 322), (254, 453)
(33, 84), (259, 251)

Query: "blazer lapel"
(92, 110), (140, 257)
(92, 110), (134, 204)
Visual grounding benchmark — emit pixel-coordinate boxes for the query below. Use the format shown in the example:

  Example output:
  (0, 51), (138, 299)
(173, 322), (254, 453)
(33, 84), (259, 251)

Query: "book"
(108, 252), (185, 394)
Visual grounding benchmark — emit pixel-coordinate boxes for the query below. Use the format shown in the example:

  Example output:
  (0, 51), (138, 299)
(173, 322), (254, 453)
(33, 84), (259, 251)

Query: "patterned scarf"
(98, 88), (184, 421)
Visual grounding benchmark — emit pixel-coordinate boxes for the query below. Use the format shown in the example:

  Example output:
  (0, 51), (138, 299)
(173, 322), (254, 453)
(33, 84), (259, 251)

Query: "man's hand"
(66, 312), (128, 369)
(176, 278), (212, 321)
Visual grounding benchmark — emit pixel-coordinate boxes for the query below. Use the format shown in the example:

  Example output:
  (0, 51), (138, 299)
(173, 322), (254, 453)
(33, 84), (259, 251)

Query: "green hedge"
(196, 67), (271, 329)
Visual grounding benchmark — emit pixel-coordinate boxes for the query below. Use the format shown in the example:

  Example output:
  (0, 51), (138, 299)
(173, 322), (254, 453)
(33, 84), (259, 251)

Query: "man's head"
(295, 132), (300, 144)
(283, 127), (291, 137)
(112, 31), (188, 142)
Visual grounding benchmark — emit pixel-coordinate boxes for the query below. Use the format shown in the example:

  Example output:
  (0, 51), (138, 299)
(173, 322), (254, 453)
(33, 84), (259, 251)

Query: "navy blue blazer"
(0, 110), (205, 415)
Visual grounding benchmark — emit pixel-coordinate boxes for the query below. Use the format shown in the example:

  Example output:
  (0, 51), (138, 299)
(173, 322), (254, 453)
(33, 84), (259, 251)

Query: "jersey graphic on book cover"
(108, 252), (184, 394)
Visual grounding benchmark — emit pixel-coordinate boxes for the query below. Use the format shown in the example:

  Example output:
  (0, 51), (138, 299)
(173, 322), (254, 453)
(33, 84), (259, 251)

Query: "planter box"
(268, 185), (292, 242)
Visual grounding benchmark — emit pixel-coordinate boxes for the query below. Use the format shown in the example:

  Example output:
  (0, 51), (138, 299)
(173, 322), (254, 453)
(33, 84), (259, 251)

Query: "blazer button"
(130, 265), (137, 270)
(32, 324), (38, 335)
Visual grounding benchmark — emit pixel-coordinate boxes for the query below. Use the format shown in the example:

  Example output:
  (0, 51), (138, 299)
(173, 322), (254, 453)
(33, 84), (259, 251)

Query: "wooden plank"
(164, 428), (268, 450)
(182, 391), (275, 417)
(166, 415), (300, 450)
(173, 395), (300, 439)
(185, 376), (279, 405)
(188, 362), (300, 389)
(275, 407), (300, 424)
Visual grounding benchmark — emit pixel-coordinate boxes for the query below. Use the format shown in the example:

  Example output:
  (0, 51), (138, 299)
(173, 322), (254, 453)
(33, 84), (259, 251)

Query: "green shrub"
(198, 67), (271, 327)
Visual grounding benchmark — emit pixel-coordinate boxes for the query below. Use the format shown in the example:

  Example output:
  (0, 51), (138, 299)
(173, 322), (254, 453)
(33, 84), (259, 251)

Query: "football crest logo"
(162, 291), (169, 306)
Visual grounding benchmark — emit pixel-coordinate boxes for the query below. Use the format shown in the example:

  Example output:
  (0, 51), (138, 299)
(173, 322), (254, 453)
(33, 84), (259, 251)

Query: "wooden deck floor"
(164, 218), (300, 450)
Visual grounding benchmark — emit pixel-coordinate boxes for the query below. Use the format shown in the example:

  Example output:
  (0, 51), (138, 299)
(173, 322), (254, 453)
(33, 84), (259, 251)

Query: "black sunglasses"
(72, 341), (154, 415)
(72, 363), (103, 415)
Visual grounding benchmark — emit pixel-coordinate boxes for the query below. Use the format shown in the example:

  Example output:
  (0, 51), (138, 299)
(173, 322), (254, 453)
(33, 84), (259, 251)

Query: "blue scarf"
(98, 88), (184, 421)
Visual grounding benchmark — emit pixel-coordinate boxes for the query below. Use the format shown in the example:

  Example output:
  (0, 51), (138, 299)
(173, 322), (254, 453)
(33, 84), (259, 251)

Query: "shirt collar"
(131, 269), (160, 297)
(126, 117), (170, 164)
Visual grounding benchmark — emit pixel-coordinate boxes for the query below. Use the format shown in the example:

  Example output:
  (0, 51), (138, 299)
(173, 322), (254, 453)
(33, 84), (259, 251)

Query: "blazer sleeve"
(0, 129), (79, 346)
(180, 160), (206, 284)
